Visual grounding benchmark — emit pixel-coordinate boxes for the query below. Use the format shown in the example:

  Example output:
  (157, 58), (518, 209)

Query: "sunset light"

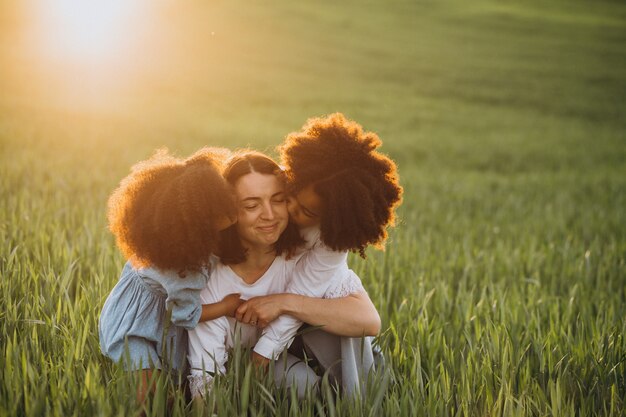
(7, 0), (163, 111)
(36, 0), (141, 63)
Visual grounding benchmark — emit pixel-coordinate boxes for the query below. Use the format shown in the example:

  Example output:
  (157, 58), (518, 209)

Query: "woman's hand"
(235, 294), (291, 328)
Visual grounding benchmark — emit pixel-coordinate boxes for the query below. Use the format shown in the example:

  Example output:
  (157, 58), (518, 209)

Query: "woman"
(187, 151), (380, 398)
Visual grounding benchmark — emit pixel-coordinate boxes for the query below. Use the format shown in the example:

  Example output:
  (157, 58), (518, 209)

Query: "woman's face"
(287, 184), (323, 229)
(234, 171), (289, 249)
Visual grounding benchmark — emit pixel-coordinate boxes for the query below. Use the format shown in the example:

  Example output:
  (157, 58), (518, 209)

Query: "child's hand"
(200, 294), (245, 322)
(221, 293), (244, 317)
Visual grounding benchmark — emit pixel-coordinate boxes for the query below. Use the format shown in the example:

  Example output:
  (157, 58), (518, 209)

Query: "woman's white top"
(187, 255), (293, 374)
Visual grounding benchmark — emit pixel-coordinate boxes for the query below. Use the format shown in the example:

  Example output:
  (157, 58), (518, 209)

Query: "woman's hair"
(279, 113), (403, 257)
(218, 150), (304, 264)
(107, 147), (237, 274)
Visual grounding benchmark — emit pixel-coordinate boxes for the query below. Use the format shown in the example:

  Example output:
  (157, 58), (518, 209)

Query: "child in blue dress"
(99, 147), (240, 401)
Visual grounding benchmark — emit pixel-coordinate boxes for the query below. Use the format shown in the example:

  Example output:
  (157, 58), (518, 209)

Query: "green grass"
(1, 0), (625, 415)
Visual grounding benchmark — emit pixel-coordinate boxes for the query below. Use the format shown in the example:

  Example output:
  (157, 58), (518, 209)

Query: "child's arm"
(200, 293), (243, 322)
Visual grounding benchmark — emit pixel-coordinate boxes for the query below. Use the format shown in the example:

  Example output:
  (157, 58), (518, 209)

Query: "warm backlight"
(36, 0), (141, 63)
(16, 0), (155, 110)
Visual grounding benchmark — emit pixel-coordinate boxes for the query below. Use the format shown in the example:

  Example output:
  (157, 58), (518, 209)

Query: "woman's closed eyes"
(241, 193), (286, 211)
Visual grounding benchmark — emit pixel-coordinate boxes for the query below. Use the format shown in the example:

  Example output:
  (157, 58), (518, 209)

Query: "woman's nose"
(261, 202), (275, 220)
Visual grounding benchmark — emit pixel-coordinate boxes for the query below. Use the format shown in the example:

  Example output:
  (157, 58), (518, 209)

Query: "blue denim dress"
(99, 261), (209, 371)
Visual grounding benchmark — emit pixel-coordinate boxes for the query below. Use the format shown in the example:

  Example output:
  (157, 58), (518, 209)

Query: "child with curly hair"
(244, 113), (402, 394)
(99, 147), (241, 402)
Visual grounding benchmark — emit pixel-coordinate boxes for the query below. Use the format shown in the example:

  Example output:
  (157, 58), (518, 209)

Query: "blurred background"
(2, 0), (624, 163)
(2, 0), (625, 255)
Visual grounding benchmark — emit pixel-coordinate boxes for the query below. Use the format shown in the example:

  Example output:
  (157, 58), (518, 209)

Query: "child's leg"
(136, 369), (160, 405)
(300, 330), (342, 384)
(273, 353), (320, 399)
(120, 336), (162, 405)
(301, 330), (377, 397)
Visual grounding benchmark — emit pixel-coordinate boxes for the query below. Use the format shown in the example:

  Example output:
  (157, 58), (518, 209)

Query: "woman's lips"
(256, 223), (278, 233)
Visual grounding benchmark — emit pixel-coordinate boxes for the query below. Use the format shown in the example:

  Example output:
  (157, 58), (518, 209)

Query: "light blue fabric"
(99, 261), (209, 371)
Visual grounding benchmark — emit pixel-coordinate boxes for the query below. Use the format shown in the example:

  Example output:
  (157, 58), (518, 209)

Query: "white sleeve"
(187, 316), (230, 374)
(253, 314), (301, 359)
(186, 275), (229, 374)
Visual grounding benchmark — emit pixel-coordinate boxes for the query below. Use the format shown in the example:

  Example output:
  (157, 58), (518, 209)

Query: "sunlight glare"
(38, 0), (141, 63)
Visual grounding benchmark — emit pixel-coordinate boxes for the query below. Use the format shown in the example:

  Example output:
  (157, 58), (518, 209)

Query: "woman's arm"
(236, 290), (381, 337)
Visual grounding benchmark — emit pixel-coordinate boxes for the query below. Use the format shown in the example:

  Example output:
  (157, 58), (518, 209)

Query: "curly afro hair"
(107, 147), (237, 274)
(218, 150), (304, 265)
(279, 113), (403, 257)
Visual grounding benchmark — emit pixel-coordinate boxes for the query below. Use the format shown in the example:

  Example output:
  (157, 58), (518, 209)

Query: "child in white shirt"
(251, 113), (403, 372)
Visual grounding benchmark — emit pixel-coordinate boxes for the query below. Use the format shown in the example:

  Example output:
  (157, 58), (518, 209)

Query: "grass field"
(1, 0), (625, 415)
